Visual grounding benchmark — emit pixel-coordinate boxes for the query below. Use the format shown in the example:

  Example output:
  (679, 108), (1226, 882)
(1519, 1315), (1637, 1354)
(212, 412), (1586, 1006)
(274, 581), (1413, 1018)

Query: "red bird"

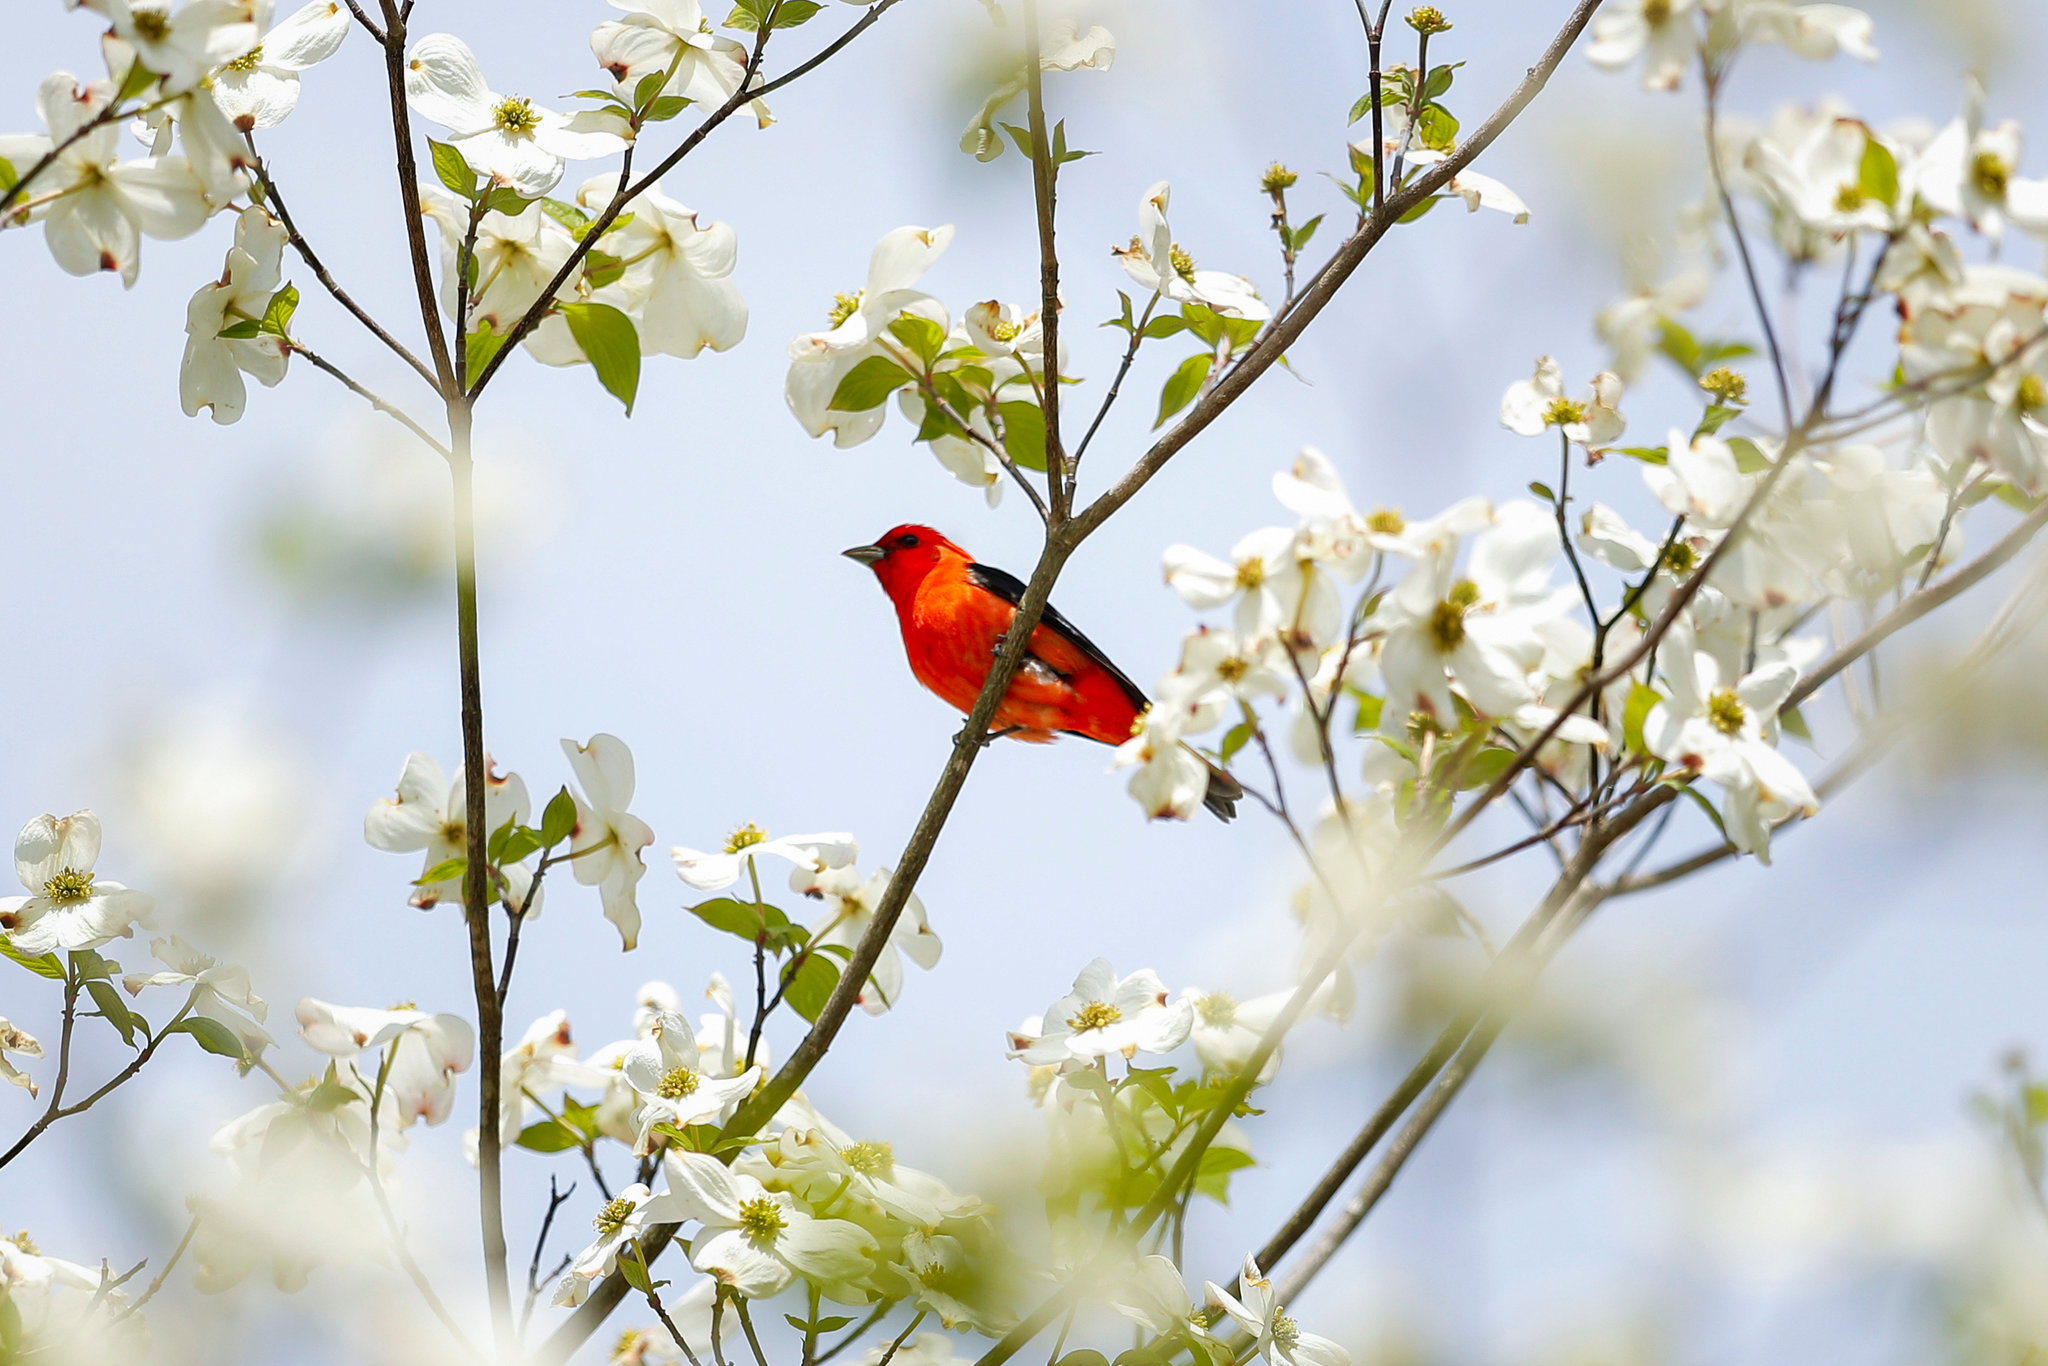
(844, 524), (1241, 821)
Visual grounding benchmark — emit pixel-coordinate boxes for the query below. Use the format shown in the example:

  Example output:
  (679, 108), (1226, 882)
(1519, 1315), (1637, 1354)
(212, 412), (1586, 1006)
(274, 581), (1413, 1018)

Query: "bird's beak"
(841, 544), (886, 566)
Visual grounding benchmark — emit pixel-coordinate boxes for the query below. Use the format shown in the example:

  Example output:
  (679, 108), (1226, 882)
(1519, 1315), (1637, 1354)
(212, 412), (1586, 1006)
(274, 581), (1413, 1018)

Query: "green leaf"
(1528, 480), (1556, 503)
(634, 70), (668, 111)
(260, 283), (299, 337)
(215, 319), (262, 340)
(616, 1244), (661, 1294)
(516, 1119), (583, 1153)
(1678, 782), (1729, 838)
(690, 897), (767, 941)
(170, 1015), (249, 1061)
(645, 94), (692, 123)
(428, 139), (477, 199)
(87, 980), (142, 1048)
(540, 197), (593, 237)
(888, 314), (946, 367)
(583, 249), (627, 291)
(998, 399), (1047, 472)
(1727, 436), (1770, 473)
(1696, 340), (1757, 368)
(1694, 403), (1741, 437)
(483, 186), (527, 217)
(560, 302), (642, 415)
(827, 354), (914, 412)
(117, 58), (158, 103)
(999, 121), (1034, 159)
(724, 0), (765, 28)
(1623, 683), (1662, 755)
(1051, 118), (1094, 165)
(1616, 445), (1670, 466)
(1858, 133), (1899, 207)
(1140, 314), (1188, 340)
(1287, 213), (1325, 253)
(0, 157), (16, 194)
(1220, 720), (1256, 764)
(1192, 1146), (1256, 1205)
(498, 825), (543, 867)
(1778, 703), (1811, 743)
(784, 953), (841, 1024)
(541, 787), (578, 847)
(1456, 747), (1518, 791)
(307, 1078), (360, 1112)
(1353, 693), (1385, 733)
(1424, 61), (1462, 98)
(1103, 290), (1136, 334)
(769, 0), (823, 26)
(1416, 103), (1458, 152)
(415, 856), (467, 887)
(1397, 195), (1441, 224)
(1347, 90), (1376, 125)
(1657, 317), (1703, 375)
(1994, 482), (2045, 513)
(466, 321), (511, 381)
(0, 938), (63, 980)
(70, 949), (115, 981)
(1154, 353), (1211, 429)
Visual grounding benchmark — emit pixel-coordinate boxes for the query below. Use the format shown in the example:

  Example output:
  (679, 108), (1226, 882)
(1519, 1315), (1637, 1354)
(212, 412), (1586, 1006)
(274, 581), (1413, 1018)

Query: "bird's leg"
(954, 722), (1026, 748)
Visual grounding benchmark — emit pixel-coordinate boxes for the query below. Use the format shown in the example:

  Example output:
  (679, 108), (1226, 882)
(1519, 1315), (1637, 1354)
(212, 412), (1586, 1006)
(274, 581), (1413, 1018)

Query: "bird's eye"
(895, 533), (920, 548)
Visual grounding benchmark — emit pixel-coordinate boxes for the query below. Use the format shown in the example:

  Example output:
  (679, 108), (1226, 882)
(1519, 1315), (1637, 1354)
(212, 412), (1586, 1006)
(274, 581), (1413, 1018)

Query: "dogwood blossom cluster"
(364, 732), (654, 949)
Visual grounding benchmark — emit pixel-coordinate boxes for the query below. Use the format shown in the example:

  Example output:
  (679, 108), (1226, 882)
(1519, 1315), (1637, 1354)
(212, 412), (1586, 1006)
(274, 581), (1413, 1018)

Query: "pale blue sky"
(4, 0), (2048, 1361)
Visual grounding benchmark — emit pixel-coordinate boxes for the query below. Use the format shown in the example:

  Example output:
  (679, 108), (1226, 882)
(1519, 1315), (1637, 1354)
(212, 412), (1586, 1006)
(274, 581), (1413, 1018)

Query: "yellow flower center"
(657, 1066), (700, 1099)
(1429, 578), (1482, 652)
(1196, 992), (1238, 1027)
(1972, 150), (2011, 201)
(828, 290), (862, 328)
(493, 97), (540, 134)
(1260, 163), (1298, 193)
(593, 1197), (635, 1236)
(1699, 366), (1748, 405)
(1235, 558), (1267, 591)
(737, 1196), (786, 1241)
(842, 1140), (894, 1175)
(41, 869), (94, 906)
(1367, 508), (1406, 534)
(1832, 182), (1866, 212)
(130, 7), (172, 42)
(1405, 6), (1451, 35)
(1543, 395), (1588, 427)
(722, 823), (768, 854)
(11, 1230), (39, 1257)
(1067, 1000), (1123, 1032)
(1642, 0), (1672, 24)
(2017, 373), (2046, 415)
(1169, 244), (1198, 283)
(225, 44), (264, 74)
(1662, 540), (1699, 575)
(1271, 1313), (1301, 1350)
(1707, 688), (1746, 736)
(985, 317), (1021, 343)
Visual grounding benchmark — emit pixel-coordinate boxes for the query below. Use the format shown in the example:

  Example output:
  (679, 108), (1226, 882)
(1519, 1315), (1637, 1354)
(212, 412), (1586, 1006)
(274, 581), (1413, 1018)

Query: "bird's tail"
(1196, 750), (1243, 823)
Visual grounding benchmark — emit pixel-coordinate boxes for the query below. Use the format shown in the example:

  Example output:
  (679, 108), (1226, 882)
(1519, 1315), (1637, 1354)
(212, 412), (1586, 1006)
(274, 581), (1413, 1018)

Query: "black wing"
(966, 561), (1151, 715)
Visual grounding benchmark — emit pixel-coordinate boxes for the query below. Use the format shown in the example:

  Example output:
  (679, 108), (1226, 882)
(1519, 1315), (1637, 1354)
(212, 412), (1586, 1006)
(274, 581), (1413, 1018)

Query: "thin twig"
(245, 133), (439, 388)
(290, 343), (452, 459)
(1020, 0), (1068, 521)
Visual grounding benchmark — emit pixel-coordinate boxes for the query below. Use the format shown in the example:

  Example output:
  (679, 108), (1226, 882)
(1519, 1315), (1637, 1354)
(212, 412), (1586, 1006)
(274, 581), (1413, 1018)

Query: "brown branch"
(1020, 0), (1067, 521)
(375, 0), (456, 393)
(246, 134), (440, 390)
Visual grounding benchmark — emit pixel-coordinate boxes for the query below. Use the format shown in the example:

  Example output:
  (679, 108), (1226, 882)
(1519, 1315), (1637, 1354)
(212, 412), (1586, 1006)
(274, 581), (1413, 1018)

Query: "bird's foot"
(956, 723), (1024, 749)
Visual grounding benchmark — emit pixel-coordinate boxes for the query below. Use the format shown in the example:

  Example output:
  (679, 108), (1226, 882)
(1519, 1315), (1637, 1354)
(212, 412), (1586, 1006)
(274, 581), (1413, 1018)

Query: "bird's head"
(842, 524), (962, 599)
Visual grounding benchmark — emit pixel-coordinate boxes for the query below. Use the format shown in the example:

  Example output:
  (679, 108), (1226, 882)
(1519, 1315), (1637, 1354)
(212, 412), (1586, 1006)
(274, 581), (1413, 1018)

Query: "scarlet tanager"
(843, 524), (1242, 821)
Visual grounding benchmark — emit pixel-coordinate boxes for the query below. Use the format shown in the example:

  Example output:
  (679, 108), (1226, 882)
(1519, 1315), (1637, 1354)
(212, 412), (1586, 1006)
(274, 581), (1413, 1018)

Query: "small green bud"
(1260, 162), (1298, 194)
(1699, 366), (1748, 406)
(1406, 6), (1452, 35)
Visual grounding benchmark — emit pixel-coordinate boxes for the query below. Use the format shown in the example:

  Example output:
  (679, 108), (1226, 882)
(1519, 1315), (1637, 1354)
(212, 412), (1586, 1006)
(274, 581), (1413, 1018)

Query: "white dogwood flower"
(0, 811), (153, 955)
(563, 734), (656, 951)
(405, 33), (623, 197)
(181, 205), (290, 424)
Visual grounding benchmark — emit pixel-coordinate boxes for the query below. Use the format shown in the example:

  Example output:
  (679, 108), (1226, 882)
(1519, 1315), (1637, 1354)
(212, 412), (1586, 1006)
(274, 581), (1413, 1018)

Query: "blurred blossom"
(252, 416), (562, 611)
